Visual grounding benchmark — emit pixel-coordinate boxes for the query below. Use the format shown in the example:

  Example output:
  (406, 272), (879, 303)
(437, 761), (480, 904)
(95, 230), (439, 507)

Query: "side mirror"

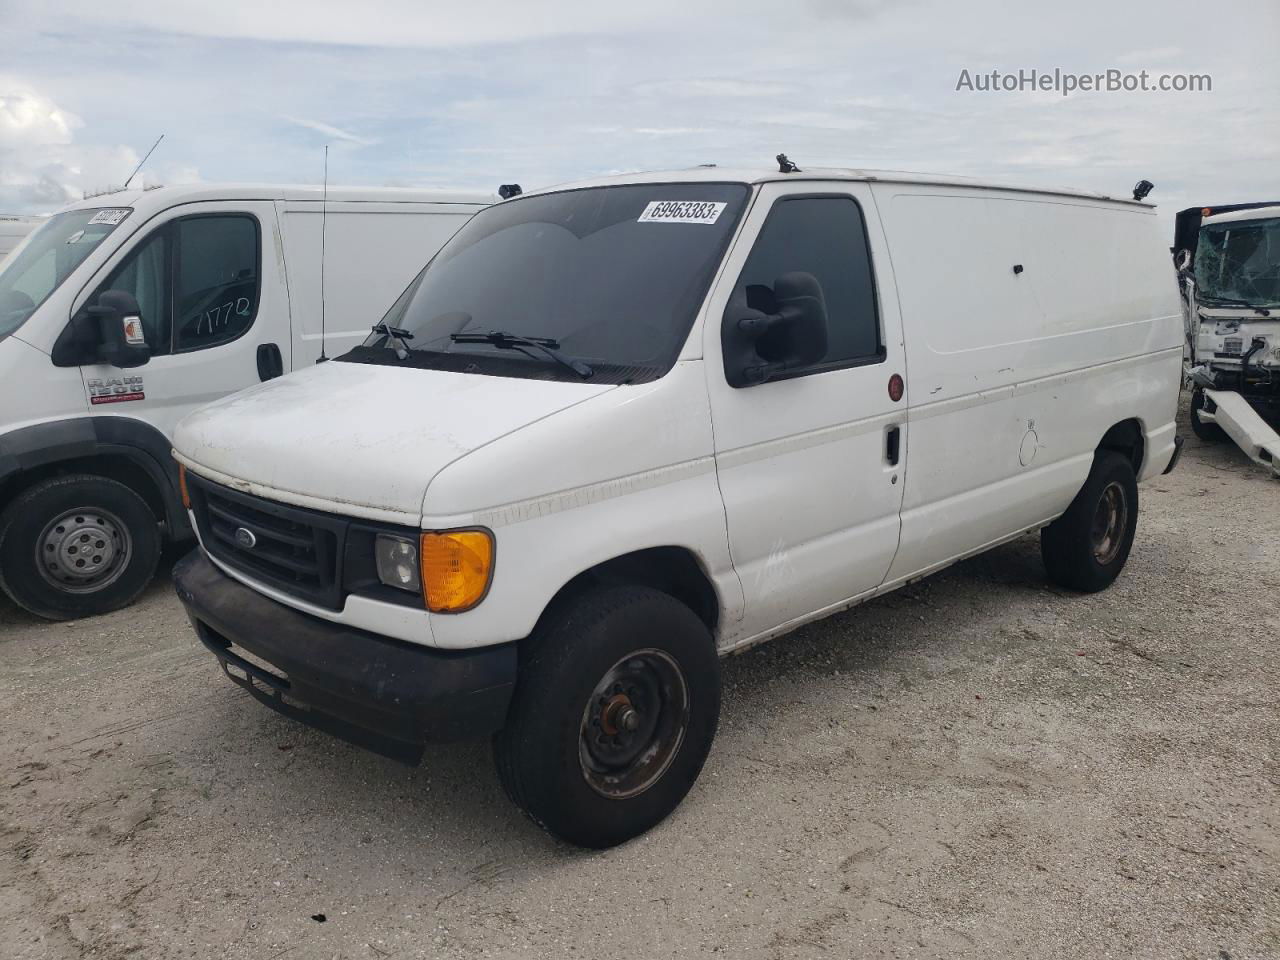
(722, 271), (829, 387)
(1175, 249), (1193, 274)
(87, 290), (150, 369)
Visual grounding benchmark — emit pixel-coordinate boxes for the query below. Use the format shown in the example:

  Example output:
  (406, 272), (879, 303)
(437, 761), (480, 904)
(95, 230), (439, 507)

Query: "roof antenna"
(123, 135), (164, 189)
(776, 153), (800, 174)
(317, 144), (330, 363)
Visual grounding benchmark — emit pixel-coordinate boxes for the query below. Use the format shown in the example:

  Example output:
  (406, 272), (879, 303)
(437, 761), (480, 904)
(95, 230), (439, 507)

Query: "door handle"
(885, 425), (901, 466)
(257, 343), (284, 382)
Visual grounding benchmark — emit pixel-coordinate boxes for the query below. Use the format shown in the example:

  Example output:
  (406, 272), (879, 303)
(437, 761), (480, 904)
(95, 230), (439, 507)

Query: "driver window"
(172, 216), (260, 352)
(86, 231), (171, 354)
(733, 196), (882, 376)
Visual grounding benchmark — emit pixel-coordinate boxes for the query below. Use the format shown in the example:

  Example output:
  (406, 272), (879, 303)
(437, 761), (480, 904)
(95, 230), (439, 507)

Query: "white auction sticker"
(88, 208), (131, 226)
(638, 200), (726, 225)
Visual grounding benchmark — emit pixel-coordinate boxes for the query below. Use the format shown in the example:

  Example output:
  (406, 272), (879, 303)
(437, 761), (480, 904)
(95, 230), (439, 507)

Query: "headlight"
(374, 534), (420, 592)
(420, 529), (494, 613)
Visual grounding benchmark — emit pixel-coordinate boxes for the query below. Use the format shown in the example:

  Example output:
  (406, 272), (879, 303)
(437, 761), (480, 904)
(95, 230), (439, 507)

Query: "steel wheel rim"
(579, 648), (689, 800)
(35, 507), (132, 594)
(1090, 481), (1127, 565)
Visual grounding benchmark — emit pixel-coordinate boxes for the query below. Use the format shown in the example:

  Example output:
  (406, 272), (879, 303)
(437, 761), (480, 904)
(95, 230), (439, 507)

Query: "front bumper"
(172, 549), (516, 762)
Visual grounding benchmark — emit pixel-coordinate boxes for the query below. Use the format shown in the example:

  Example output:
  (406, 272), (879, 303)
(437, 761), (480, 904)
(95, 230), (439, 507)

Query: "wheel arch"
(0, 417), (188, 537)
(1097, 418), (1145, 475)
(537, 545), (721, 638)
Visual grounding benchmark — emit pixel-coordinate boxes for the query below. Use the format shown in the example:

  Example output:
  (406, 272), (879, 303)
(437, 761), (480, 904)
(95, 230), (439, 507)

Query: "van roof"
(521, 165), (1154, 208)
(56, 183), (497, 216)
(1202, 204), (1280, 225)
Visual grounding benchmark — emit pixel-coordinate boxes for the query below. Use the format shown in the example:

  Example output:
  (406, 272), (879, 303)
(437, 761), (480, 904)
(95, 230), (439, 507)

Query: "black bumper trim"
(172, 549), (516, 761)
(1163, 435), (1185, 475)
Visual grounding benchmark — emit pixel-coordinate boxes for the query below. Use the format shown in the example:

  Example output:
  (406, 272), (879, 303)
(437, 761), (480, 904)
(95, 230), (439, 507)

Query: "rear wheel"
(493, 585), (720, 849)
(0, 474), (161, 620)
(1041, 451), (1139, 593)
(1190, 388), (1227, 442)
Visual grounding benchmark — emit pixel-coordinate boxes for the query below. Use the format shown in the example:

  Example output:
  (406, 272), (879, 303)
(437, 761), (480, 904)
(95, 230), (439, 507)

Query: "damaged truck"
(1175, 202), (1280, 473)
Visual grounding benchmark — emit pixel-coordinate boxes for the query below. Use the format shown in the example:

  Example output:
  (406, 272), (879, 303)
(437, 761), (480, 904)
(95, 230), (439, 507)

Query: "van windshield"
(1195, 216), (1280, 308)
(346, 182), (750, 384)
(0, 208), (131, 341)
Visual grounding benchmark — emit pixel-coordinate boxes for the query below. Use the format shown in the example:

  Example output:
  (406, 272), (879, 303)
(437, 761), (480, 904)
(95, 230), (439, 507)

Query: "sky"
(1, 0), (1277, 234)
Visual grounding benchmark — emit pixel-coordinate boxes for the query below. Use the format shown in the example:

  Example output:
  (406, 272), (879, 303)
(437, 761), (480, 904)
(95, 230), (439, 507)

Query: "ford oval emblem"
(235, 527), (257, 549)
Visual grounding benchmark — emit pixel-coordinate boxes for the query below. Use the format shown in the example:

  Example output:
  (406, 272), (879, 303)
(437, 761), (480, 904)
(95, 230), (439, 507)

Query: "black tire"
(1041, 451), (1139, 593)
(0, 474), (161, 621)
(493, 585), (721, 849)
(1190, 388), (1227, 442)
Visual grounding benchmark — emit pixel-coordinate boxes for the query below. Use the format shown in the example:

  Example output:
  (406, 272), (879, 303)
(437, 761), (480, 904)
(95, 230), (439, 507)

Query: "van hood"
(173, 359), (616, 524)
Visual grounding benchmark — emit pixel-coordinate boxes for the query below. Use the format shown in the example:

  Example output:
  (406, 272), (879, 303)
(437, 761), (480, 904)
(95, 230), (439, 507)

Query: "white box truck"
(1175, 202), (1280, 473)
(0, 183), (493, 620)
(170, 164), (1183, 848)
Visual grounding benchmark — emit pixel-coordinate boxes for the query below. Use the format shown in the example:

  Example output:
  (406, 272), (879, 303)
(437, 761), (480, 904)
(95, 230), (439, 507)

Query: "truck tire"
(493, 585), (720, 849)
(0, 474), (161, 621)
(1190, 388), (1227, 442)
(1041, 451), (1138, 593)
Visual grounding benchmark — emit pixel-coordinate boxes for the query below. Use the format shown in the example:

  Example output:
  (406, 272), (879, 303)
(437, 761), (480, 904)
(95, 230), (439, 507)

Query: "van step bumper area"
(172, 549), (516, 762)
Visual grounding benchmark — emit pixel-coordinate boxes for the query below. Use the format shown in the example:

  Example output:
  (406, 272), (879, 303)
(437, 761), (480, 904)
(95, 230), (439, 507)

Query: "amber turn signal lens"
(178, 464), (191, 510)
(420, 530), (494, 613)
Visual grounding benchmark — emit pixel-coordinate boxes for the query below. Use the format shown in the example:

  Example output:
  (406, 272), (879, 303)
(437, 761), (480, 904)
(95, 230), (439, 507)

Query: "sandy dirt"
(1, 399), (1277, 960)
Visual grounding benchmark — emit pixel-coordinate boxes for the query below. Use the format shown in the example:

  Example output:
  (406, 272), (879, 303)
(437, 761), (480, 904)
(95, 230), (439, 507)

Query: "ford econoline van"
(0, 184), (491, 619)
(171, 165), (1183, 848)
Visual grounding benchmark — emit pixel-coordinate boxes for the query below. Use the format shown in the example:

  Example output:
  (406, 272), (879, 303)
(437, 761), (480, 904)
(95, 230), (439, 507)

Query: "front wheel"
(1041, 451), (1139, 593)
(493, 585), (721, 849)
(1190, 388), (1227, 442)
(0, 474), (161, 620)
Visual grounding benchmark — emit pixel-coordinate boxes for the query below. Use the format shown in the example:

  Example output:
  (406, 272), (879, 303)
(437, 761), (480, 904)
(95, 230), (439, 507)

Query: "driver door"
(703, 182), (907, 641)
(71, 201), (290, 438)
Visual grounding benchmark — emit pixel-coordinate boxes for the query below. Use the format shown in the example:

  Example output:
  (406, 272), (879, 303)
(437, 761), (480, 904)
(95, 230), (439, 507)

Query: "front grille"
(188, 476), (347, 609)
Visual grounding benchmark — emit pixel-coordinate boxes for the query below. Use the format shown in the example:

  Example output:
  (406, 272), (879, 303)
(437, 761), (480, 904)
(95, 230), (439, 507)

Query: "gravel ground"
(1, 397), (1277, 960)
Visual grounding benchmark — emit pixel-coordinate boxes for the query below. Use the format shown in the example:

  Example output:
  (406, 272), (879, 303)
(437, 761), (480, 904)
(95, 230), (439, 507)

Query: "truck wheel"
(493, 585), (720, 849)
(1190, 388), (1226, 442)
(1041, 451), (1138, 593)
(0, 474), (161, 621)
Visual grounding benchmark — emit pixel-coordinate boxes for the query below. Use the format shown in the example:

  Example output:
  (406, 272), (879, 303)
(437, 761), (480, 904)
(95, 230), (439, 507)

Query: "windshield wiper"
(1199, 294), (1255, 307)
(371, 322), (414, 359)
(450, 331), (594, 379)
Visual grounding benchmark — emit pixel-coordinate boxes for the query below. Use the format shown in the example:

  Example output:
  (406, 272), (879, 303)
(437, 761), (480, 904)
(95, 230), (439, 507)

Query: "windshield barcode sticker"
(88, 208), (131, 225)
(638, 201), (727, 225)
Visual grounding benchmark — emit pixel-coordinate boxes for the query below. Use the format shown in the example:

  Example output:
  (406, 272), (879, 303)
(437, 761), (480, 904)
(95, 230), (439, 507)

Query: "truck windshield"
(349, 182), (750, 384)
(1195, 216), (1280, 308)
(0, 208), (131, 341)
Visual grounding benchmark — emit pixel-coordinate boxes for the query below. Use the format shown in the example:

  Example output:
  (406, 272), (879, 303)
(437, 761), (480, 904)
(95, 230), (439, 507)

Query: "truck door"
(703, 182), (907, 641)
(71, 201), (290, 439)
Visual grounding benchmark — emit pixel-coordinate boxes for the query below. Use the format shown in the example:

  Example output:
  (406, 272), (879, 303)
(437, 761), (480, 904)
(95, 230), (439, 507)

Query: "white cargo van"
(171, 165), (1183, 848)
(0, 184), (492, 619)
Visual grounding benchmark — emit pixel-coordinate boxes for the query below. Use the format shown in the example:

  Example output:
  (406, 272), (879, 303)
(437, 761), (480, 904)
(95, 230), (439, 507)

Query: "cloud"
(0, 79), (197, 212)
(1115, 46), (1183, 65)
(281, 115), (379, 146)
(0, 0), (1275, 228)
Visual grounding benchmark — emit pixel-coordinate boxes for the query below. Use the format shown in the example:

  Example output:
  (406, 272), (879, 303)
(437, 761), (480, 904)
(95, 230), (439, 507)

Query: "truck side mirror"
(1175, 249), (1193, 274)
(87, 290), (151, 369)
(721, 271), (829, 387)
